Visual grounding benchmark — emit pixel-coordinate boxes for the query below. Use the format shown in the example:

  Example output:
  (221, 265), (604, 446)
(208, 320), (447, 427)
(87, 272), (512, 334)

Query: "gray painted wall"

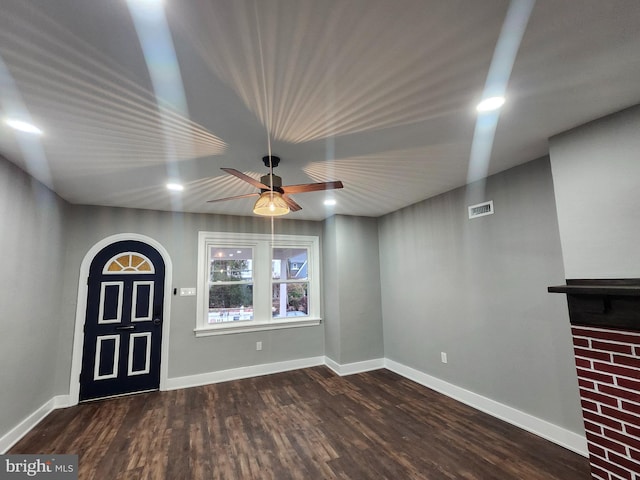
(0, 157), (68, 436)
(549, 105), (640, 278)
(322, 216), (341, 361)
(336, 216), (384, 364)
(56, 206), (325, 388)
(323, 215), (384, 365)
(378, 157), (584, 432)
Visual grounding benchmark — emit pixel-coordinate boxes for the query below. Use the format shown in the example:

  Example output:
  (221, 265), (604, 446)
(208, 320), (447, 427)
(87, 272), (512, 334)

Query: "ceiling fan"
(207, 155), (344, 216)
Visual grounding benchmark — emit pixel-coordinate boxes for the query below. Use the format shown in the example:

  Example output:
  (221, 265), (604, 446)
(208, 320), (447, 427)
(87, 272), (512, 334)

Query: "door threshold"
(80, 388), (158, 403)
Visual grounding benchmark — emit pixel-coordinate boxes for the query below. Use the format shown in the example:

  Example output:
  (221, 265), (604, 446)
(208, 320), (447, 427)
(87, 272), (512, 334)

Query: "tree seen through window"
(208, 249), (253, 323)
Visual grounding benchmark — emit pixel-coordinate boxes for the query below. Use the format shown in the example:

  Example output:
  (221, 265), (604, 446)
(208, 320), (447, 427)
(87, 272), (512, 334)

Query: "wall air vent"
(468, 200), (494, 219)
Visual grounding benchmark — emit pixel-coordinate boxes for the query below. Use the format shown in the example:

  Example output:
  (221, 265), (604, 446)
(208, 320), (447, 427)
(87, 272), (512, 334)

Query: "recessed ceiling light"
(4, 118), (43, 135)
(324, 199), (337, 206)
(166, 183), (184, 191)
(476, 96), (505, 113)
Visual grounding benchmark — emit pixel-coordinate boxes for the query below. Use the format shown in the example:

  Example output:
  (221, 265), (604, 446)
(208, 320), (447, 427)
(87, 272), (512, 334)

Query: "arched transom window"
(103, 252), (155, 274)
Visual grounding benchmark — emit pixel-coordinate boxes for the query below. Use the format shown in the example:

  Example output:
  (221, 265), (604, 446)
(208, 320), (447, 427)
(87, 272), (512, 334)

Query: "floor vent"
(468, 200), (494, 219)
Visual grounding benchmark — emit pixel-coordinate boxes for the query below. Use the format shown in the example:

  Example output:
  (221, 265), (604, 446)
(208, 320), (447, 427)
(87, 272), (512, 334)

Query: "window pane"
(272, 248), (308, 280)
(272, 282), (309, 318)
(210, 247), (252, 282)
(208, 284), (253, 323)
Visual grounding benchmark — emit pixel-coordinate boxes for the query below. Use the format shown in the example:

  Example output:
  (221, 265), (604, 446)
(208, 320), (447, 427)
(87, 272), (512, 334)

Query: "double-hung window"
(195, 232), (320, 336)
(208, 246), (254, 323)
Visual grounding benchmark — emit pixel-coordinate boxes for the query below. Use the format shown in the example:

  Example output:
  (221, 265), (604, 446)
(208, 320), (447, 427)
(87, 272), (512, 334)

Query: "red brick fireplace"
(550, 279), (640, 480)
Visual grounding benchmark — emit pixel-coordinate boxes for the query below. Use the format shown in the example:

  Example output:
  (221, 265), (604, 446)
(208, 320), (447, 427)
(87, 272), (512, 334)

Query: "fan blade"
(221, 168), (271, 190)
(207, 193), (259, 203)
(282, 195), (302, 212)
(281, 180), (344, 194)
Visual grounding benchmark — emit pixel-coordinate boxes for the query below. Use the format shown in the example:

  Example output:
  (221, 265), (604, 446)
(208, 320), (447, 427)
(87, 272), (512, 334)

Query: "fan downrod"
(262, 155), (280, 168)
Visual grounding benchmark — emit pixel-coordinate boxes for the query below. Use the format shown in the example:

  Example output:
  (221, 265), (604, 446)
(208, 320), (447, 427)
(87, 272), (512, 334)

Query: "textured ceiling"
(1, 0), (639, 220)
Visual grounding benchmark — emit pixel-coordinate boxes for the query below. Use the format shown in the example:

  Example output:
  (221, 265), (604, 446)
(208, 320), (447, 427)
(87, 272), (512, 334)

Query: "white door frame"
(69, 233), (172, 406)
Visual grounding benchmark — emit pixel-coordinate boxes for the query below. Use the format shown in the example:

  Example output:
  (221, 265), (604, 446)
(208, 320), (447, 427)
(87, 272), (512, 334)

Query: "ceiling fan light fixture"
(253, 191), (290, 216)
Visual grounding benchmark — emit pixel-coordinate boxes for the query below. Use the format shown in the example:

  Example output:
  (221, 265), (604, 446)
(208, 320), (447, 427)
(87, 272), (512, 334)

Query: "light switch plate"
(180, 287), (196, 296)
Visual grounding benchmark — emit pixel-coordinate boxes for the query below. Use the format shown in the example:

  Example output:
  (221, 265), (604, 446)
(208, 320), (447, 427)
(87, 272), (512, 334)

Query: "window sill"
(194, 317), (322, 337)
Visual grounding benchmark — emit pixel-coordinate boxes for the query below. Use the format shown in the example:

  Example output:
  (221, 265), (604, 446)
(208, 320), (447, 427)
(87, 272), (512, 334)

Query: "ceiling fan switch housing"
(262, 155), (280, 168)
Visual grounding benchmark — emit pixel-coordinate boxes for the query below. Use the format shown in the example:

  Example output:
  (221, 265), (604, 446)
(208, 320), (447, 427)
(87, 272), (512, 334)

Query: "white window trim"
(195, 231), (321, 336)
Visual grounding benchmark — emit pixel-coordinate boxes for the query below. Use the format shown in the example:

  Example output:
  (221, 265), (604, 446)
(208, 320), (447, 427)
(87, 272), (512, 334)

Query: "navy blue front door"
(79, 240), (165, 402)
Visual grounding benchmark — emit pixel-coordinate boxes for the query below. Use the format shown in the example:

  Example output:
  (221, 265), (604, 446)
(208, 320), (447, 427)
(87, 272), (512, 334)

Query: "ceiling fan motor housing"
(261, 155), (283, 192)
(260, 174), (283, 192)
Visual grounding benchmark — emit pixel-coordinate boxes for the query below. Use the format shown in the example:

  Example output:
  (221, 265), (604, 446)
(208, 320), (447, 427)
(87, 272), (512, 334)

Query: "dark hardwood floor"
(11, 367), (591, 479)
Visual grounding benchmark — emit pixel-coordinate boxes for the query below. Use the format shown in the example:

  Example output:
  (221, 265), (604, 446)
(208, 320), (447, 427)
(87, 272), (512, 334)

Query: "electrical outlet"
(441, 352), (448, 364)
(256, 341), (262, 351)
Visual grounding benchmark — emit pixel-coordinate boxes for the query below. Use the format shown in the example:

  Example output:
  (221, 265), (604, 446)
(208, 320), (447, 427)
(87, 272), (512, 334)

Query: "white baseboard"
(325, 357), (385, 376)
(164, 356), (325, 391)
(384, 359), (588, 457)
(0, 395), (70, 454)
(53, 395), (72, 409)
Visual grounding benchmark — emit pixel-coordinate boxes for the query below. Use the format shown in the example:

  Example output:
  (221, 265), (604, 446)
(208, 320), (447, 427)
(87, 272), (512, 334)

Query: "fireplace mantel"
(548, 279), (640, 331)
(548, 285), (640, 296)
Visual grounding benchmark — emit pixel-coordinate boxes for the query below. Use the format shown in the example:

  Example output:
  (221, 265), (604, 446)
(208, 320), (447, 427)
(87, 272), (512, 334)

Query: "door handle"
(115, 325), (135, 331)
